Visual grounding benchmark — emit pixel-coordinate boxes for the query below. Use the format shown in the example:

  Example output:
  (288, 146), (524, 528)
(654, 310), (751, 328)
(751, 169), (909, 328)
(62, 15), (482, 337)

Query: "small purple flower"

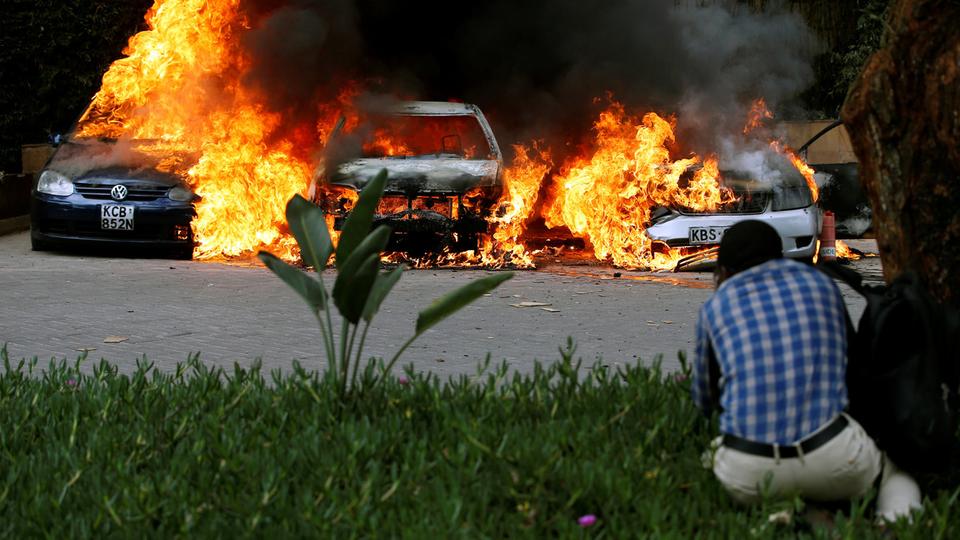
(578, 514), (597, 527)
(398, 376), (409, 385)
(66, 378), (77, 387)
(674, 373), (689, 383)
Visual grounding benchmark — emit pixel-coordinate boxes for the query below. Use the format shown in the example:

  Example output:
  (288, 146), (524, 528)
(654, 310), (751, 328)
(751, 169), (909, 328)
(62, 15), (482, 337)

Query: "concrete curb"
(0, 215), (29, 236)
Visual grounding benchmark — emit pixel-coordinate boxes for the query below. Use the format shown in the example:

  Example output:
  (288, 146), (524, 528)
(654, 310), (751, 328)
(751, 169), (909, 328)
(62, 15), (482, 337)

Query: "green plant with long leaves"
(258, 170), (512, 395)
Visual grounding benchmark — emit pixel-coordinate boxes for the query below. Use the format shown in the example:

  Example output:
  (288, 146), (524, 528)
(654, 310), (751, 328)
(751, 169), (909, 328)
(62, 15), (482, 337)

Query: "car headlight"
(168, 186), (196, 202)
(36, 170), (74, 196)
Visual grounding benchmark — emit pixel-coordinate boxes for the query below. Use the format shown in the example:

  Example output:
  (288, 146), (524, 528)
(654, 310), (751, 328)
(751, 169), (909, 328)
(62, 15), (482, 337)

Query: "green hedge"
(0, 344), (955, 537)
(0, 0), (151, 173)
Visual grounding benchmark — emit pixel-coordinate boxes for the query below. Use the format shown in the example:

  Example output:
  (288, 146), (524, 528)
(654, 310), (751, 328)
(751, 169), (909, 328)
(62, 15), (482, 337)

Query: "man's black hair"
(717, 220), (783, 274)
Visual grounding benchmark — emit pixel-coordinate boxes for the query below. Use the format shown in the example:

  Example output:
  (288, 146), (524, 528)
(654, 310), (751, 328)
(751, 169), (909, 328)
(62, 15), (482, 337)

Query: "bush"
(0, 344), (957, 537)
(0, 1), (152, 172)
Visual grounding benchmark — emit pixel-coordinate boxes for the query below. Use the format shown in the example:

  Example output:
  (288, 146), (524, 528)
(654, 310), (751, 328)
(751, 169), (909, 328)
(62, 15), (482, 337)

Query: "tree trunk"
(841, 0), (960, 306)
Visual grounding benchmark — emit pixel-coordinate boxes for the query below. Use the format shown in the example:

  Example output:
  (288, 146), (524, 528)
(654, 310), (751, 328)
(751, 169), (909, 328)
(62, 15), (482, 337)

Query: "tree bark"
(841, 0), (960, 306)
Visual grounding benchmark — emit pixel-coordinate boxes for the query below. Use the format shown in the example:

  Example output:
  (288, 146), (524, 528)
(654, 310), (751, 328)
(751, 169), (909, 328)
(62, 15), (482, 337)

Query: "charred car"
(30, 139), (197, 259)
(312, 101), (502, 254)
(646, 158), (819, 261)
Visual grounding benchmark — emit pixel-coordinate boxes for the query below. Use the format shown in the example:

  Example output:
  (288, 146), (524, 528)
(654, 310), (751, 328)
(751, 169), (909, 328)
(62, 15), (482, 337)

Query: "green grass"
(0, 343), (957, 538)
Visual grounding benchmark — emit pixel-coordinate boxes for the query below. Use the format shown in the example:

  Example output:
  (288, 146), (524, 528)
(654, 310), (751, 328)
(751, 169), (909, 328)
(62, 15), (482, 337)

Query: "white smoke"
(714, 137), (803, 189)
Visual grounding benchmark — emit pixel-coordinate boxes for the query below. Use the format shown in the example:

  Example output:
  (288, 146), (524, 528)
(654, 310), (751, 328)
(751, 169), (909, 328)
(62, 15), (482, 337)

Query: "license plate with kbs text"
(688, 226), (728, 245)
(100, 205), (135, 230)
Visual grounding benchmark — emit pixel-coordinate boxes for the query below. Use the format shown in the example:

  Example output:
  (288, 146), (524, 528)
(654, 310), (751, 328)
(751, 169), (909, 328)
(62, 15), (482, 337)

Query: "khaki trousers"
(710, 414), (921, 521)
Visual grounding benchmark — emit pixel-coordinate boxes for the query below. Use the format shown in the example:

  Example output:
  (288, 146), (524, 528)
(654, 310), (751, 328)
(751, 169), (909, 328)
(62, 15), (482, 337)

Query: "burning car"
(646, 159), (819, 261)
(312, 101), (502, 254)
(30, 139), (197, 259)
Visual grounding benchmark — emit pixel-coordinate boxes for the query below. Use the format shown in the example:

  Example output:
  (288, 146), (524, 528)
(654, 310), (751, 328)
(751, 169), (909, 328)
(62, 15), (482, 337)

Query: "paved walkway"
(0, 231), (876, 377)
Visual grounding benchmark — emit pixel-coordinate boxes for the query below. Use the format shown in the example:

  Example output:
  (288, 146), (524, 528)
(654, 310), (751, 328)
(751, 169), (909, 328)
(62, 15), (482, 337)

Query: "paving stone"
(0, 231), (870, 378)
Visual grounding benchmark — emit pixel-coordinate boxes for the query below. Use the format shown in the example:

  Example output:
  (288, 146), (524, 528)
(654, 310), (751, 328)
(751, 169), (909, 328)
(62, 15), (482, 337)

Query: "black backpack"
(819, 262), (960, 483)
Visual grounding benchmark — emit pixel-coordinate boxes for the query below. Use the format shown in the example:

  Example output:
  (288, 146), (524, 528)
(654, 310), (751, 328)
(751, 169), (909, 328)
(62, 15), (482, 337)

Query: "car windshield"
(361, 115), (493, 159)
(679, 168), (813, 214)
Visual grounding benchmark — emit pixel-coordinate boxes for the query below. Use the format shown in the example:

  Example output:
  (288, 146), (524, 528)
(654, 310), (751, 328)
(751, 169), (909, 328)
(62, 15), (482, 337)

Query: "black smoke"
(238, 0), (818, 157)
(240, 0), (361, 117)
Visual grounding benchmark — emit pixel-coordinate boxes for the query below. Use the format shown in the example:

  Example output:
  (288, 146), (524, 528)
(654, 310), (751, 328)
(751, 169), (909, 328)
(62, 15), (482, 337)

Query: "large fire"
(77, 0), (322, 260)
(540, 103), (734, 269)
(76, 0), (827, 270)
(482, 143), (553, 268)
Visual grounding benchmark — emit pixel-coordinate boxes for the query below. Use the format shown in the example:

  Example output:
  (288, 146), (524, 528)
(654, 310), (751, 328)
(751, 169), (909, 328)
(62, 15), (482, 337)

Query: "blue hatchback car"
(30, 140), (197, 259)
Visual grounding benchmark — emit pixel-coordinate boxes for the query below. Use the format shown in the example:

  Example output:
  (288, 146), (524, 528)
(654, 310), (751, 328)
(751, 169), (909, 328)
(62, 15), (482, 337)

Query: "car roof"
(387, 101), (478, 116)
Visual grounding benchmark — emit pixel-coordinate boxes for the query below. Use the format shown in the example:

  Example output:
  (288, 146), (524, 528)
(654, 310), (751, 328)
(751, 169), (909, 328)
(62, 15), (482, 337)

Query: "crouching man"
(691, 220), (921, 521)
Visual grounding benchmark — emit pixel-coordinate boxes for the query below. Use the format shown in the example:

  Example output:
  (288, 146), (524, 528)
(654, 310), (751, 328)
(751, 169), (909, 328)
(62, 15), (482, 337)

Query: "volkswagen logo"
(110, 184), (128, 201)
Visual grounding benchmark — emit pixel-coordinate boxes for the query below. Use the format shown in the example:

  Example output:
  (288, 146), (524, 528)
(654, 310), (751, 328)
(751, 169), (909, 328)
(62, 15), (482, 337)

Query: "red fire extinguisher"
(819, 211), (836, 262)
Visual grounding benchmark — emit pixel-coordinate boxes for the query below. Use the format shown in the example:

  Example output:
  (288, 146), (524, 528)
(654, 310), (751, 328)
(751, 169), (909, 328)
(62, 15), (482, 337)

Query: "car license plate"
(688, 226), (727, 245)
(101, 205), (135, 230)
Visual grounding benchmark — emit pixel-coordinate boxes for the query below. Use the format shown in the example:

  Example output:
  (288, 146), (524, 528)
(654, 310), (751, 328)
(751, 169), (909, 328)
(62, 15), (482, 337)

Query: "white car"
(646, 165), (819, 262)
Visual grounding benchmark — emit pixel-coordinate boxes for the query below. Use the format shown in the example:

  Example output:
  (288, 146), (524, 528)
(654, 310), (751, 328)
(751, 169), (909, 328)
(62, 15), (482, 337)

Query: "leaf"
(285, 194), (333, 272)
(416, 273), (513, 335)
(332, 226), (392, 322)
(331, 225), (391, 323)
(336, 170), (388, 269)
(332, 252), (380, 324)
(258, 251), (326, 312)
(362, 266), (404, 323)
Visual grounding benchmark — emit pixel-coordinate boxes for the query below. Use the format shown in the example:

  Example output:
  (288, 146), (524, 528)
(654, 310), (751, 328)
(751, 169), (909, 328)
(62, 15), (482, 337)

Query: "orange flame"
(363, 129), (413, 157)
(743, 97), (773, 134)
(481, 143), (553, 267)
(540, 101), (734, 269)
(75, 0), (343, 260)
(75, 0), (822, 271)
(835, 240), (861, 261)
(769, 140), (819, 202)
(744, 98), (818, 203)
(359, 116), (486, 159)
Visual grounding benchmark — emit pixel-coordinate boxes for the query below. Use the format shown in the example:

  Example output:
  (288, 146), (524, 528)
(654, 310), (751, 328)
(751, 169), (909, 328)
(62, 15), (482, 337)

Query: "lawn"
(0, 343), (956, 538)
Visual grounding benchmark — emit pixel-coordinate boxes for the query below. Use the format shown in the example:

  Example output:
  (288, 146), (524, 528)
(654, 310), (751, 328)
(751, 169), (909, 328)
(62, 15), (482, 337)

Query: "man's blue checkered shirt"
(691, 258), (848, 445)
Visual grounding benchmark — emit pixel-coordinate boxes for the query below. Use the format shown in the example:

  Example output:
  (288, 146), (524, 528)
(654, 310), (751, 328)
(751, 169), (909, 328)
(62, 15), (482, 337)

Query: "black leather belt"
(721, 415), (849, 459)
